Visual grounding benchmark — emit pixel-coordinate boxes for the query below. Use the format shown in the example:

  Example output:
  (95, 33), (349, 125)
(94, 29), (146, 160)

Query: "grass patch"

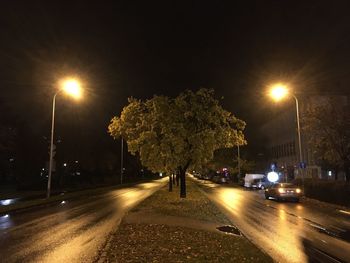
(106, 224), (273, 263)
(0, 190), (43, 200)
(132, 180), (231, 224)
(104, 179), (273, 262)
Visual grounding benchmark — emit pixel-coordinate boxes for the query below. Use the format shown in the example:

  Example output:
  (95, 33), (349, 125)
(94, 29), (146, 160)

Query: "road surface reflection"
(0, 179), (167, 262)
(195, 179), (349, 263)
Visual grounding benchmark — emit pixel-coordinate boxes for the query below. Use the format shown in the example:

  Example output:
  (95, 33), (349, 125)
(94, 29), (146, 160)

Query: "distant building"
(260, 95), (348, 181)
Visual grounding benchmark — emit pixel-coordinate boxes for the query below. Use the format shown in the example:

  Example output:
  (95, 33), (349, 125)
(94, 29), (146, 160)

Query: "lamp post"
(269, 84), (304, 188)
(47, 78), (82, 198)
(120, 137), (123, 184)
(237, 144), (241, 179)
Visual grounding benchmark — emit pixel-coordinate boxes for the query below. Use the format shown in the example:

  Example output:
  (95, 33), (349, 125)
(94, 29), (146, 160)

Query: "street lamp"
(47, 78), (82, 198)
(269, 84), (304, 187)
(120, 137), (124, 184)
(237, 144), (241, 179)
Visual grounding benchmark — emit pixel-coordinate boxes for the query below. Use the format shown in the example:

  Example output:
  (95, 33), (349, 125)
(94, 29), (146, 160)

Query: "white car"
(244, 173), (264, 188)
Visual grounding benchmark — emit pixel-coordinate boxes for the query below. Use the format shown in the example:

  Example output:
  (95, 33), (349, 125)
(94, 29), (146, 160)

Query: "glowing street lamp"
(269, 83), (289, 102)
(268, 83), (304, 187)
(62, 79), (82, 99)
(47, 78), (82, 198)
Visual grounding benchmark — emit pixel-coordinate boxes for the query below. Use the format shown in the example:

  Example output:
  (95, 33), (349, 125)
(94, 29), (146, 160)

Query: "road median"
(100, 179), (273, 262)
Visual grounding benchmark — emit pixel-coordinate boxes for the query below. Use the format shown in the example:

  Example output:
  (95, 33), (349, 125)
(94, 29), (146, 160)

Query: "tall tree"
(303, 97), (350, 181)
(108, 89), (246, 197)
(0, 126), (16, 153)
(206, 148), (255, 181)
(0, 125), (16, 182)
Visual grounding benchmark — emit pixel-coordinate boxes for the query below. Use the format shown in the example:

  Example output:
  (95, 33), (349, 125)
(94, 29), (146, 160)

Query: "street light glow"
(62, 79), (82, 99)
(269, 84), (289, 102)
(47, 76), (83, 198)
(266, 81), (305, 191)
(267, 171), (279, 182)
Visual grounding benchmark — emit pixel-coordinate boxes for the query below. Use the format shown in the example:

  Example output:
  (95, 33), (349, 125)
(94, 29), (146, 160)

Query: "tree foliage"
(206, 148), (255, 176)
(0, 125), (16, 183)
(303, 97), (350, 181)
(108, 89), (246, 197)
(0, 126), (16, 153)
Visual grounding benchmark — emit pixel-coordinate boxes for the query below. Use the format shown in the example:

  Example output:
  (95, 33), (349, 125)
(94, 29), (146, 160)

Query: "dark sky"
(1, 0), (350, 155)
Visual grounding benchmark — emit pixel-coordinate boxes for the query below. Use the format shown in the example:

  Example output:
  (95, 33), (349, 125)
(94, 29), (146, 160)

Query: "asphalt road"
(0, 179), (166, 263)
(195, 178), (350, 263)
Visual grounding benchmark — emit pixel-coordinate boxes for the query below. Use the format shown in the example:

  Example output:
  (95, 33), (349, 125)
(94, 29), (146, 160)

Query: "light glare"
(62, 79), (82, 99)
(269, 84), (289, 101)
(0, 199), (15, 206)
(267, 171), (279, 182)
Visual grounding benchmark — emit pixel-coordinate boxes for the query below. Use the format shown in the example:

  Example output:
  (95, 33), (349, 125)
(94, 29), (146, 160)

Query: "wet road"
(195, 179), (350, 263)
(0, 179), (166, 263)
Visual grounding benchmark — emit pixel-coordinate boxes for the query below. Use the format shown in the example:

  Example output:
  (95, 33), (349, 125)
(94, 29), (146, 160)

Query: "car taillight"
(278, 188), (286, 193)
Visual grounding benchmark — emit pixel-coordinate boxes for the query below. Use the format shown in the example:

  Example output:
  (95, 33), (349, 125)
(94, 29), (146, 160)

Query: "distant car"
(251, 177), (273, 190)
(264, 183), (302, 202)
(219, 176), (229, 184)
(212, 175), (229, 184)
(244, 173), (264, 188)
(193, 172), (202, 179)
(202, 174), (212, 180)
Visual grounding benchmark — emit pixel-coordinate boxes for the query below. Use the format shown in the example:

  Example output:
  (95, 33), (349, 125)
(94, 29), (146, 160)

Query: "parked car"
(193, 172), (203, 179)
(212, 175), (229, 184)
(264, 183), (302, 202)
(192, 172), (199, 178)
(244, 173), (264, 188)
(251, 177), (273, 189)
(202, 173), (212, 180)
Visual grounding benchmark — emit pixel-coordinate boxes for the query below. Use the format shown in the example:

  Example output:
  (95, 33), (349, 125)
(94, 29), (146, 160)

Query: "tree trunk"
(334, 167), (338, 181)
(169, 174), (173, 192)
(345, 163), (350, 183)
(180, 169), (186, 198)
(176, 173), (179, 186)
(172, 173), (176, 185)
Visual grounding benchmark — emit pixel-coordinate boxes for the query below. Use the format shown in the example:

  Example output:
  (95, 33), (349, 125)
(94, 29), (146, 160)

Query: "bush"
(293, 178), (350, 206)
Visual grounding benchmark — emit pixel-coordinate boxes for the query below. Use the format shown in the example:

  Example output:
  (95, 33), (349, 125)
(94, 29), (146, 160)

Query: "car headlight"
(278, 188), (286, 193)
(296, 188), (301, 193)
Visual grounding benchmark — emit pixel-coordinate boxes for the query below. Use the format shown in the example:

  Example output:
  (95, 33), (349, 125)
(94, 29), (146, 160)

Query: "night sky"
(1, 0), (350, 160)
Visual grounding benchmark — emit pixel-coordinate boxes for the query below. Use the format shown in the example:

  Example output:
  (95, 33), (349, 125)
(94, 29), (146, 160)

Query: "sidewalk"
(99, 179), (273, 262)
